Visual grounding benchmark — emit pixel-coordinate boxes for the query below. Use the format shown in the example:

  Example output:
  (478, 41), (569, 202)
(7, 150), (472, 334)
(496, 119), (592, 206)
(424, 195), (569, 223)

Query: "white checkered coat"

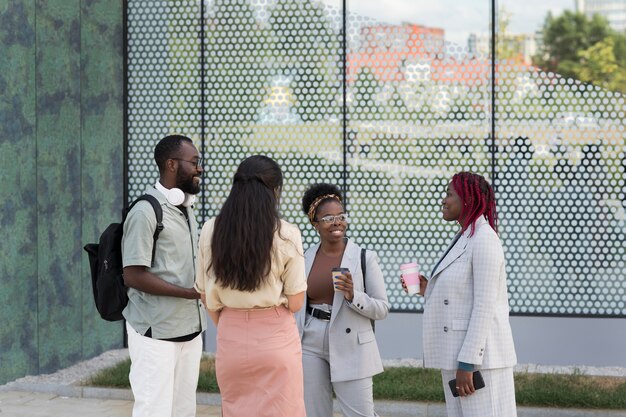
(423, 217), (517, 370)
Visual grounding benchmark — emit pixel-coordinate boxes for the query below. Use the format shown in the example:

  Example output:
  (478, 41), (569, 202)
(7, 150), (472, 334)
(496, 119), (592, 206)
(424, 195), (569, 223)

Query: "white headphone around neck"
(155, 181), (196, 207)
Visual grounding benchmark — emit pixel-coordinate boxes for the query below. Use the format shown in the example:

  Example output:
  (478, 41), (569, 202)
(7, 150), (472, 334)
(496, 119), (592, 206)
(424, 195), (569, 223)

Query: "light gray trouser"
(301, 304), (378, 417)
(441, 367), (517, 417)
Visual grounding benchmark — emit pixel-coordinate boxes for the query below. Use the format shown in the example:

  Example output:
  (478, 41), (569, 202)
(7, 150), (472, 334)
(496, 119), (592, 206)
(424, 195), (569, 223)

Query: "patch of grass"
(87, 358), (626, 409)
(373, 367), (444, 402)
(87, 358), (133, 389)
(514, 372), (626, 409)
(197, 356), (220, 393)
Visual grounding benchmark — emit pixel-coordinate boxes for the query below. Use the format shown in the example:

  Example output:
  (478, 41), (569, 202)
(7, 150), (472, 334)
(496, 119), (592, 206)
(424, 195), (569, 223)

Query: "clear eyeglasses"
(173, 158), (203, 169)
(317, 213), (349, 224)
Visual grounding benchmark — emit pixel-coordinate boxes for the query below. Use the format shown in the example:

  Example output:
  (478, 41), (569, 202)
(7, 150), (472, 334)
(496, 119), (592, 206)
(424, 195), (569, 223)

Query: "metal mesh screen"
(126, 0), (203, 196)
(126, 0), (626, 316)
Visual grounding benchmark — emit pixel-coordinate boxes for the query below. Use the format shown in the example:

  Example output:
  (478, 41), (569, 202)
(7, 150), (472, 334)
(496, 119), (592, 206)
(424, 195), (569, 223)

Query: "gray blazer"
(422, 217), (517, 370)
(295, 239), (389, 382)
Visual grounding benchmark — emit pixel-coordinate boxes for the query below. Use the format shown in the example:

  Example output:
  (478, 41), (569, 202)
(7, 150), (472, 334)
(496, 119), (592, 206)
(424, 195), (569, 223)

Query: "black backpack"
(83, 194), (163, 321)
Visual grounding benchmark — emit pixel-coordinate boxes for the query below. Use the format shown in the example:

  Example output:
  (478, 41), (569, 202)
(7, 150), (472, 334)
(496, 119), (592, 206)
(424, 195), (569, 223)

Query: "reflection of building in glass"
(578, 0), (626, 32)
(467, 33), (489, 59)
(347, 21), (544, 116)
(348, 23), (499, 116)
(360, 23), (445, 53)
(348, 23), (445, 83)
(349, 23), (494, 87)
(467, 32), (537, 65)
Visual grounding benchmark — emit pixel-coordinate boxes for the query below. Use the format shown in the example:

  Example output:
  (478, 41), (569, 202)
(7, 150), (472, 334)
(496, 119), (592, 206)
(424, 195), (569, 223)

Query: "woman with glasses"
(296, 183), (389, 417)
(195, 155), (307, 416)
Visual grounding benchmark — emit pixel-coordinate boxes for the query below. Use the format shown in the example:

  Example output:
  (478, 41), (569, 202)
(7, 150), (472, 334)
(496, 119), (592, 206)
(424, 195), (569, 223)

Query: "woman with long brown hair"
(195, 155), (307, 417)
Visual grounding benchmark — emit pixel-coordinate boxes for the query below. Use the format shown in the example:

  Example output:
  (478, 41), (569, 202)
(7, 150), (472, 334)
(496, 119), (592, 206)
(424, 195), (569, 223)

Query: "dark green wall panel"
(0, 0), (124, 384)
(36, 0), (83, 372)
(0, 0), (39, 383)
(80, 0), (125, 355)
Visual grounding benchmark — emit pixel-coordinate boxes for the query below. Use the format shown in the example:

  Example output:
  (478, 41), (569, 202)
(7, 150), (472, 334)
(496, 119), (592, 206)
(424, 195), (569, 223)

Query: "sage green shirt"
(122, 187), (207, 339)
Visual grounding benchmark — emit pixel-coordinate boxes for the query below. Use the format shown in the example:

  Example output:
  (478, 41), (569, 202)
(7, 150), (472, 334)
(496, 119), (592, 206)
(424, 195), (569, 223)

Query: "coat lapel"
(430, 217), (488, 279)
(340, 239), (360, 281)
(329, 239), (358, 326)
(304, 242), (319, 277)
(301, 242), (320, 326)
(431, 235), (467, 278)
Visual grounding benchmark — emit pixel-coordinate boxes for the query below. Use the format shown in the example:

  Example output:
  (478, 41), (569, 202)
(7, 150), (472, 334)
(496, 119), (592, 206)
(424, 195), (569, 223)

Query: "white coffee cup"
(400, 262), (420, 295)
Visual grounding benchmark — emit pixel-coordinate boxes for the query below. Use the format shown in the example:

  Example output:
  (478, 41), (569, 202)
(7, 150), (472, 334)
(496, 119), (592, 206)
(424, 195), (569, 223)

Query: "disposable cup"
(332, 267), (350, 292)
(400, 262), (420, 295)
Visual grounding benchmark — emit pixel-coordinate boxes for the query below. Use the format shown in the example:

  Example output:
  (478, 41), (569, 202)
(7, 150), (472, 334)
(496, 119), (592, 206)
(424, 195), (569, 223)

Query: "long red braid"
(451, 172), (498, 236)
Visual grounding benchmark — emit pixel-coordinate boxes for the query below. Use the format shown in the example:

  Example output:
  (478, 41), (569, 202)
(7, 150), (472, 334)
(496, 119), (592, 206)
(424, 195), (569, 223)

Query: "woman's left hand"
(454, 369), (476, 397)
(335, 270), (354, 301)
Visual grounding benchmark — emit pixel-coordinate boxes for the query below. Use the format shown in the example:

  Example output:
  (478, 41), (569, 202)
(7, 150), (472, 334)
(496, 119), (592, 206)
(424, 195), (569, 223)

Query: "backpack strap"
(125, 194), (164, 266)
(361, 248), (367, 293)
(360, 248), (375, 332)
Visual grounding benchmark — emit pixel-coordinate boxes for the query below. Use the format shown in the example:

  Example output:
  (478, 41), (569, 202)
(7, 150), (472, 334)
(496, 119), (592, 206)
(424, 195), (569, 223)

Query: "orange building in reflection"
(348, 23), (497, 86)
(349, 23), (445, 83)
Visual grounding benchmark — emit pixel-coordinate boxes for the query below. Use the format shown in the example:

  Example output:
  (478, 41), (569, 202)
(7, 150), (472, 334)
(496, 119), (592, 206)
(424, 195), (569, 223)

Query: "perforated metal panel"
(495, 74), (625, 315)
(126, 0), (626, 316)
(126, 0), (203, 195)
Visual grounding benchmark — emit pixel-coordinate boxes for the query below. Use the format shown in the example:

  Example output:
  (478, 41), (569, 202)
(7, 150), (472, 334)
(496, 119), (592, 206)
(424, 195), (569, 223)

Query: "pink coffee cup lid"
(400, 262), (419, 270)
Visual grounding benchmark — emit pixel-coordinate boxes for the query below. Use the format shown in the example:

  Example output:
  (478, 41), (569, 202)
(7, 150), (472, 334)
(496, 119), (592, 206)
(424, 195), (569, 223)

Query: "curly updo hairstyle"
(302, 183), (344, 223)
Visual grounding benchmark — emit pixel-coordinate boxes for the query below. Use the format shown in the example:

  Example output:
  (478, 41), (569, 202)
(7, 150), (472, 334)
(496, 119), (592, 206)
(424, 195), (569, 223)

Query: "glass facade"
(126, 0), (626, 316)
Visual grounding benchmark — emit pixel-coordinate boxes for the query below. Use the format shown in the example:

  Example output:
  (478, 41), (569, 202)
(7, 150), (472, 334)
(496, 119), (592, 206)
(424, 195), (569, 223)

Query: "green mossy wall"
(0, 0), (124, 384)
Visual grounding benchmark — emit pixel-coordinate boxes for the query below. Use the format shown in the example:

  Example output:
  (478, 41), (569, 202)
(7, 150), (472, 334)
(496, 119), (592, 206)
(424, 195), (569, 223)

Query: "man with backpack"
(122, 135), (207, 417)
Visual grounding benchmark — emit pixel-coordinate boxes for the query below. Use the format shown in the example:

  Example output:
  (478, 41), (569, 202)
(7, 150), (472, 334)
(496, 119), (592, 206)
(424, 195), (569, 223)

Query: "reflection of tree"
(497, 6), (521, 63)
(534, 11), (611, 75)
(205, 0), (269, 126)
(533, 10), (626, 93)
(577, 37), (626, 92)
(268, 0), (340, 122)
(576, 143), (609, 202)
(383, 87), (409, 121)
(351, 67), (384, 120)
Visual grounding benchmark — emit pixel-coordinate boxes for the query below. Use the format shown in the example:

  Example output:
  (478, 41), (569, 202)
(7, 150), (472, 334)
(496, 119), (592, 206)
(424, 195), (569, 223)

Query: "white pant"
(302, 310), (377, 417)
(126, 322), (203, 417)
(441, 367), (517, 417)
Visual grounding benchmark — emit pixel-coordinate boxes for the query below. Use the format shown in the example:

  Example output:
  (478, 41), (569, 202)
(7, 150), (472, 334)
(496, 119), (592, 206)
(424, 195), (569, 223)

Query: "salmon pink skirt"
(216, 306), (305, 417)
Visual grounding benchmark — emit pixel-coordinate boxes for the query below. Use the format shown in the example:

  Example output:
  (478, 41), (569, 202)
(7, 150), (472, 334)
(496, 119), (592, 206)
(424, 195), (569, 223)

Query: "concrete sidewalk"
(1, 383), (625, 417)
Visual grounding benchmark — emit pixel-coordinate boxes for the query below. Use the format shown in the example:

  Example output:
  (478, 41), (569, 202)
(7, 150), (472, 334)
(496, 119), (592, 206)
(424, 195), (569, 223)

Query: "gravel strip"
(2, 349), (130, 388)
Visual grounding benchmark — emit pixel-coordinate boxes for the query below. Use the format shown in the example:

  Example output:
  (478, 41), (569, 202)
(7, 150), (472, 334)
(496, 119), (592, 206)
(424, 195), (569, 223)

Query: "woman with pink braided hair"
(404, 172), (518, 417)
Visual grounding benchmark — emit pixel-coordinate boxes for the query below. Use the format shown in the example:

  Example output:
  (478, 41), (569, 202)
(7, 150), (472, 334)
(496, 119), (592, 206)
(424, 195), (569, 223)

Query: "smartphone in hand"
(448, 370), (485, 397)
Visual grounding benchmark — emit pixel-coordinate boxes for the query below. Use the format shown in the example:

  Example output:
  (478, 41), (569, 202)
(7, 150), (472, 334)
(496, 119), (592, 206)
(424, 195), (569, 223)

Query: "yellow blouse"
(194, 218), (307, 311)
